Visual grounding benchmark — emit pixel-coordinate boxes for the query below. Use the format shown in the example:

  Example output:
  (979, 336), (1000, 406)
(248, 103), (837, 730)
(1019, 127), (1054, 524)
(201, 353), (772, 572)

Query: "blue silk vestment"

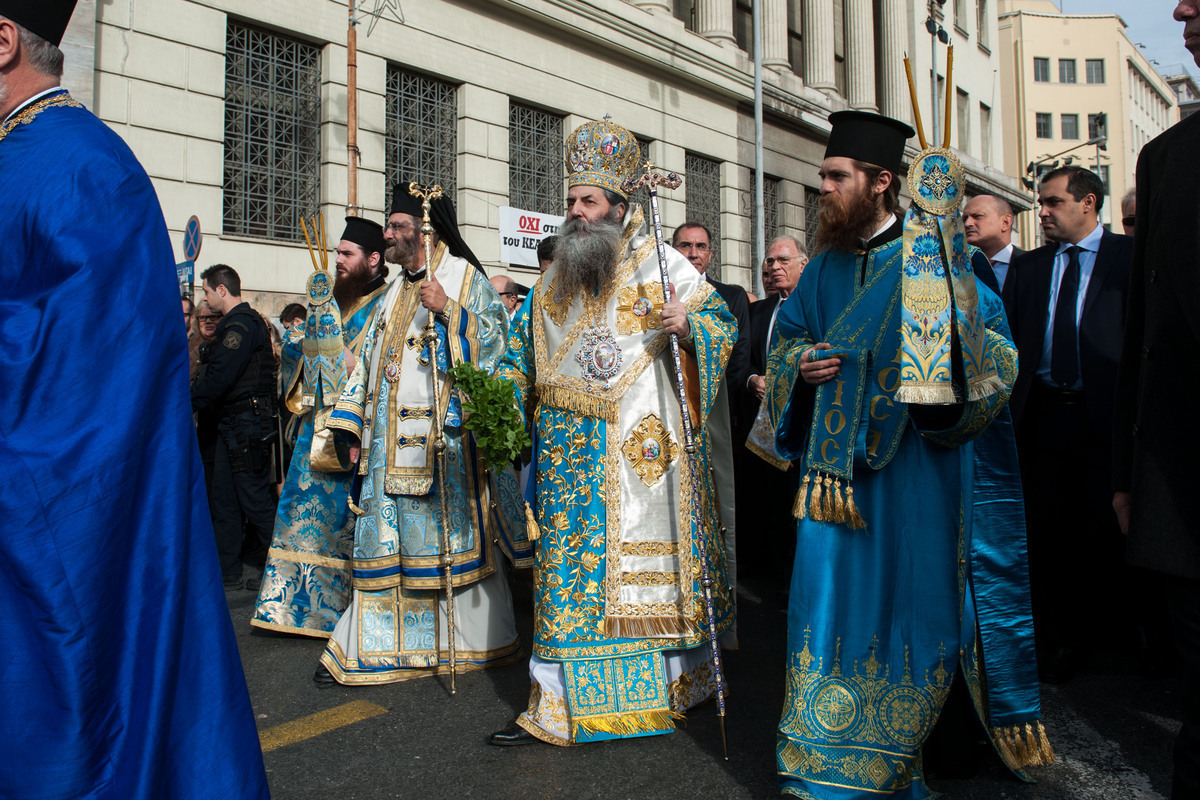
(0, 92), (268, 798)
(320, 253), (531, 683)
(495, 209), (737, 745)
(252, 284), (389, 636)
(766, 236), (1038, 798)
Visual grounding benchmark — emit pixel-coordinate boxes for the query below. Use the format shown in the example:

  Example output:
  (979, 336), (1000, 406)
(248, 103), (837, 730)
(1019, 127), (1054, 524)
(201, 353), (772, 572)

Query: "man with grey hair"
(0, 3), (268, 797)
(1120, 187), (1136, 237)
(963, 194), (1020, 290)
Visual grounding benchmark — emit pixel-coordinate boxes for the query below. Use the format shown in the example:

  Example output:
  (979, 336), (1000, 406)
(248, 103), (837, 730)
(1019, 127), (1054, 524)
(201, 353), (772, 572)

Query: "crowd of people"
(8, 0), (1200, 797)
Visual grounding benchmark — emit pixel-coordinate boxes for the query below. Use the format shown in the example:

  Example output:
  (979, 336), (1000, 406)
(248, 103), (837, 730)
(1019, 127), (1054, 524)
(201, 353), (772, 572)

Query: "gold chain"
(0, 92), (82, 143)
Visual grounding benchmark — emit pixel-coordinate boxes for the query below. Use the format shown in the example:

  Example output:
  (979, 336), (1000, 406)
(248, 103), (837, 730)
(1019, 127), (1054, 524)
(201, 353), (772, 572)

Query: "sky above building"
(1058, 0), (1196, 77)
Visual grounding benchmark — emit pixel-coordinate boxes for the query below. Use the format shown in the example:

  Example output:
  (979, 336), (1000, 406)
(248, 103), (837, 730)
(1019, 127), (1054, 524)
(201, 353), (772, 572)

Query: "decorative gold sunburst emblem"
(621, 413), (679, 487)
(541, 279), (571, 326)
(616, 282), (665, 334)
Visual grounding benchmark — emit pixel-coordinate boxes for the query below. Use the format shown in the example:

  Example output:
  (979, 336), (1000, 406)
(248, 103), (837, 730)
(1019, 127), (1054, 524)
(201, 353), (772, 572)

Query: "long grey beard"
(555, 213), (624, 303)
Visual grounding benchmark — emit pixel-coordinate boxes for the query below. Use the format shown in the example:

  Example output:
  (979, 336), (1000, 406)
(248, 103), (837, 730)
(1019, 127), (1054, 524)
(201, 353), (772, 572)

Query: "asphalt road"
(229, 575), (1182, 799)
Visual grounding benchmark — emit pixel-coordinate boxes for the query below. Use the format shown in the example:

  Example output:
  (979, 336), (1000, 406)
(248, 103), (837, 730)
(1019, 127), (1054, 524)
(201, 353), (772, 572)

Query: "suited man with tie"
(1002, 165), (1132, 682)
(738, 235), (806, 600)
(964, 194), (1023, 290)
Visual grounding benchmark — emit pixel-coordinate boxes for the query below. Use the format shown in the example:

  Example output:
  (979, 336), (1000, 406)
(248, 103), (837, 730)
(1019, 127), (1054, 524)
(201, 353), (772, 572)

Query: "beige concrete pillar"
(630, 0), (673, 14)
(845, 0), (877, 110)
(763, 0), (791, 70)
(880, 0), (911, 123)
(697, 0), (736, 46)
(803, 0), (835, 90)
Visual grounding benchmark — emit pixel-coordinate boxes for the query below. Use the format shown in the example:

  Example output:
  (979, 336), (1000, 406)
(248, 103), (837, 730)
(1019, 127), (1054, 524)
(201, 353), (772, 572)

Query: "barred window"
(804, 186), (820, 256)
(509, 103), (563, 216)
(385, 67), (457, 212)
(1061, 113), (1079, 140)
(749, 173), (780, 251)
(685, 152), (722, 278)
(1059, 59), (1077, 84)
(223, 22), (321, 241)
(627, 136), (654, 224)
(1086, 59), (1105, 84)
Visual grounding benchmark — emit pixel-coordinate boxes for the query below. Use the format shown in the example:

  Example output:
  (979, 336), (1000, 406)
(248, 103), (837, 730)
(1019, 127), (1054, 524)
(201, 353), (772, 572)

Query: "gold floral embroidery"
(615, 282), (665, 334)
(621, 413), (679, 488)
(620, 571), (678, 586)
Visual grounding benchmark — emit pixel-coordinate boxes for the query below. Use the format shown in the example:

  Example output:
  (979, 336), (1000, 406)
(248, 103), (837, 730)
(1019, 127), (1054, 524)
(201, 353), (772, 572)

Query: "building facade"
(59, 0), (1024, 311)
(1163, 66), (1200, 121)
(997, 0), (1176, 248)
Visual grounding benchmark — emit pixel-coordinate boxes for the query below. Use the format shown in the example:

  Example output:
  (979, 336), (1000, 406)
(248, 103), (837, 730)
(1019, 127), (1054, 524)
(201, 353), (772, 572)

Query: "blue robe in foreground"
(0, 92), (269, 799)
(765, 235), (1040, 799)
(252, 284), (388, 636)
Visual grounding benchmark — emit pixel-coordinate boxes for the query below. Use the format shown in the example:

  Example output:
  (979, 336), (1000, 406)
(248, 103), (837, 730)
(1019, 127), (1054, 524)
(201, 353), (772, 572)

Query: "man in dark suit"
(738, 235), (806, 600)
(1002, 165), (1132, 682)
(964, 194), (1022, 290)
(1113, 3), (1200, 793)
(672, 221), (744, 424)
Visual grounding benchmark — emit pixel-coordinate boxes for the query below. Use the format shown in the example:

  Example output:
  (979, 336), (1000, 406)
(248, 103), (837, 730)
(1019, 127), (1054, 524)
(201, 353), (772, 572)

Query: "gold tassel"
(793, 474), (811, 519)
(347, 496), (365, 516)
(809, 472), (824, 520)
(992, 725), (1019, 769)
(1036, 720), (1056, 764)
(832, 478), (846, 523)
(821, 474), (835, 520)
(524, 501), (540, 542)
(844, 485), (867, 530)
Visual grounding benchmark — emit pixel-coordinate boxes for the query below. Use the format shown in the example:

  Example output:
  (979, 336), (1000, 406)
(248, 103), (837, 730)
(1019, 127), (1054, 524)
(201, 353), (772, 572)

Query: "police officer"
(193, 263), (279, 590)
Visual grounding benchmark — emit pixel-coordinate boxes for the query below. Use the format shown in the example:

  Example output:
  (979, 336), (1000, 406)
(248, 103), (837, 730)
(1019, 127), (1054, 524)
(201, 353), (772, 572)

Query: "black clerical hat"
(0, 0), (78, 47)
(340, 216), (386, 259)
(825, 111), (915, 176)
(389, 182), (484, 274)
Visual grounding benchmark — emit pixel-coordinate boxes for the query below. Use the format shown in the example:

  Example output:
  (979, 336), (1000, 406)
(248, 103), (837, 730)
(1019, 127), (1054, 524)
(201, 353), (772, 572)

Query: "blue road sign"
(183, 215), (202, 261)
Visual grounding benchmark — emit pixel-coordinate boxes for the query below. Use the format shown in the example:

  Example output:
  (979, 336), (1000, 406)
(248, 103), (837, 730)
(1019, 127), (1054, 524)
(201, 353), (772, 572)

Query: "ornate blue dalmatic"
(495, 207), (737, 745)
(0, 91), (268, 798)
(319, 250), (532, 684)
(765, 233), (1044, 799)
(252, 282), (389, 636)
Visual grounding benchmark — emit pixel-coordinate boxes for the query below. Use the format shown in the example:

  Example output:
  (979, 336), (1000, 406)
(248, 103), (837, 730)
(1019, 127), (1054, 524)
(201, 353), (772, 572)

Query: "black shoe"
(488, 721), (539, 746)
(244, 577), (261, 592)
(313, 663), (337, 688)
(223, 575), (244, 591)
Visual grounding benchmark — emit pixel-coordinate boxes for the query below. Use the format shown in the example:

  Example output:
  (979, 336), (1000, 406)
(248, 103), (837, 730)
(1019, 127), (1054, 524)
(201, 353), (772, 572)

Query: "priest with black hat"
(762, 111), (1035, 797)
(251, 215), (392, 637)
(1, 2), (269, 797)
(316, 183), (531, 685)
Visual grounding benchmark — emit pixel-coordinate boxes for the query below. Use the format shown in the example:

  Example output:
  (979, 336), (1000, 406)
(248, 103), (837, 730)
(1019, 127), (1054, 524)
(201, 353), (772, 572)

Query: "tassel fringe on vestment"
(793, 470), (867, 530)
(572, 709), (683, 740)
(991, 720), (1055, 770)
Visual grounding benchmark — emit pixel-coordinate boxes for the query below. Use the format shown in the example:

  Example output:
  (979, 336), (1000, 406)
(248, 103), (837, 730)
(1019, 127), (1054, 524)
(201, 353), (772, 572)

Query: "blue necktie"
(1050, 245), (1082, 387)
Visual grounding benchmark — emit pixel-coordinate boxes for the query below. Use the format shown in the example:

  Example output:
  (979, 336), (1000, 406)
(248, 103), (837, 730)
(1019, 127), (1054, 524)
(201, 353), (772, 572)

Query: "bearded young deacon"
(315, 186), (531, 685)
(764, 112), (1046, 797)
(489, 119), (737, 747)
(252, 216), (391, 636)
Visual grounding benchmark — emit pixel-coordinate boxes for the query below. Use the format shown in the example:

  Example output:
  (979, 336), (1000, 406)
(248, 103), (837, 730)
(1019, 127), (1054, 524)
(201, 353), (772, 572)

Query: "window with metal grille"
(1086, 59), (1105, 84)
(628, 136), (654, 224)
(1059, 59), (1077, 84)
(385, 67), (457, 213)
(1033, 57), (1050, 83)
(749, 173), (780, 251)
(1035, 112), (1052, 139)
(223, 21), (321, 241)
(685, 153), (722, 279)
(804, 186), (820, 256)
(509, 103), (563, 216)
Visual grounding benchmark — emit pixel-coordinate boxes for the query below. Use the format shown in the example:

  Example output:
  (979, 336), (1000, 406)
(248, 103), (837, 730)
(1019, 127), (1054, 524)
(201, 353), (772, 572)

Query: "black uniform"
(192, 302), (279, 585)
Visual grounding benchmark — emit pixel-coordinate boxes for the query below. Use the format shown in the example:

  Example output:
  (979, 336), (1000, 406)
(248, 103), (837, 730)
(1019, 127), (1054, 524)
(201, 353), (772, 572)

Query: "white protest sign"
(498, 206), (564, 267)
